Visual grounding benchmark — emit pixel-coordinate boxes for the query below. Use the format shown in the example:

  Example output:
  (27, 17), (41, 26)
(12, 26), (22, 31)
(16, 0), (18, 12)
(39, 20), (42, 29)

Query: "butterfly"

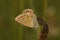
(15, 9), (39, 29)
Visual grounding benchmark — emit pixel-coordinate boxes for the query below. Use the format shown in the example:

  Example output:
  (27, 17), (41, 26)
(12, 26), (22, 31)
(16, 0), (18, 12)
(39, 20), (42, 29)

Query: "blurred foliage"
(0, 0), (60, 40)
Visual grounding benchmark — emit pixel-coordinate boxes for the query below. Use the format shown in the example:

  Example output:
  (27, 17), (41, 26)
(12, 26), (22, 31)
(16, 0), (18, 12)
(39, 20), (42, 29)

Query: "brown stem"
(37, 18), (49, 40)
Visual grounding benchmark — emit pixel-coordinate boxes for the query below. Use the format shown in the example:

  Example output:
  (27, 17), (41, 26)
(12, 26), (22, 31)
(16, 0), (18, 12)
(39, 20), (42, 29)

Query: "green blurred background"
(0, 0), (60, 40)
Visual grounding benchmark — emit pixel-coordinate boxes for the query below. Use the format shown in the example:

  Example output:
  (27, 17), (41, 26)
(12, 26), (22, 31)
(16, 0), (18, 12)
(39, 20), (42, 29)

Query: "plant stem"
(43, 0), (48, 21)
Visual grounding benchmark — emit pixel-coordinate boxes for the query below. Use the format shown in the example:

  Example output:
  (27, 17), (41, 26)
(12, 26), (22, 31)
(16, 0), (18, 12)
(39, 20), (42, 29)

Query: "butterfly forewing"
(15, 9), (39, 28)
